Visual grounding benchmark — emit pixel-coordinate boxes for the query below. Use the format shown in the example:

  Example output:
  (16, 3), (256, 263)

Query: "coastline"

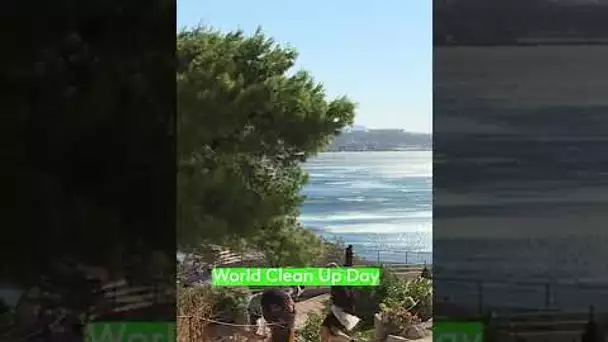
(323, 148), (432, 152)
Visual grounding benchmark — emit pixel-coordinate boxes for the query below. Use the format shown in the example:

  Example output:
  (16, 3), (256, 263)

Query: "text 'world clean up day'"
(211, 267), (382, 286)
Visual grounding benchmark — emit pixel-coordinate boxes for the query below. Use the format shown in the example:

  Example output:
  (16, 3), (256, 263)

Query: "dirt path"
(295, 294), (330, 329)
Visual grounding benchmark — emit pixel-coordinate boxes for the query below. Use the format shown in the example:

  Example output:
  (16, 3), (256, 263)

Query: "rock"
(375, 313), (433, 341)
(374, 313), (388, 341)
(404, 324), (429, 340)
(385, 335), (410, 342)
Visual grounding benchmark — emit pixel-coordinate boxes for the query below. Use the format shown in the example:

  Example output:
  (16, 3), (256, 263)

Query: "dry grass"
(177, 286), (256, 342)
(177, 286), (215, 341)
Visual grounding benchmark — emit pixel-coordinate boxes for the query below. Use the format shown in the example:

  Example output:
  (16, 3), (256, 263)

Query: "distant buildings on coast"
(328, 126), (431, 152)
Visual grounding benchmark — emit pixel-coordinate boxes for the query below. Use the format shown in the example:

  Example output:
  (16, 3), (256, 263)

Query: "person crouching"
(260, 290), (297, 342)
(320, 263), (360, 342)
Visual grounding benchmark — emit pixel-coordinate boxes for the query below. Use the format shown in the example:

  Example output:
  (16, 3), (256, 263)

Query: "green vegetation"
(177, 286), (251, 323)
(297, 271), (433, 341)
(176, 286), (254, 341)
(378, 276), (432, 336)
(298, 309), (375, 342)
(177, 26), (356, 265)
(174, 24), (434, 342)
(379, 274), (432, 320)
(299, 312), (325, 342)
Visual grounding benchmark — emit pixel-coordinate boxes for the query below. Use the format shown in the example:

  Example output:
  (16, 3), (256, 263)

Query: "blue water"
(300, 151), (432, 263)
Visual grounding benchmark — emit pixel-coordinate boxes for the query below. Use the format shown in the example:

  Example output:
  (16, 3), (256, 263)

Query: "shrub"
(210, 287), (251, 323)
(348, 266), (401, 329)
(299, 311), (324, 342)
(372, 269), (433, 337)
(352, 328), (376, 341)
(176, 285), (251, 341)
(375, 267), (401, 306)
(177, 286), (214, 342)
(379, 305), (423, 337)
(298, 310), (375, 342)
(404, 278), (433, 321)
(378, 272), (432, 320)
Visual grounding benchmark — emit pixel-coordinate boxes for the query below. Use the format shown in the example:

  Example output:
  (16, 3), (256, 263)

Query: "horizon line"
(348, 126), (432, 134)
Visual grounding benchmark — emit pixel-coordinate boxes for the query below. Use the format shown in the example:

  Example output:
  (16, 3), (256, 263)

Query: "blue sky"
(177, 1), (432, 133)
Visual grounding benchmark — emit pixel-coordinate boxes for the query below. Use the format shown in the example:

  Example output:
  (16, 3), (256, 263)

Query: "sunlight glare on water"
(300, 151), (432, 262)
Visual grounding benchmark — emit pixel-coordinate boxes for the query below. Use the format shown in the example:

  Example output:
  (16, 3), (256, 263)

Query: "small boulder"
(385, 335), (410, 342)
(374, 313), (388, 341)
(403, 324), (429, 340)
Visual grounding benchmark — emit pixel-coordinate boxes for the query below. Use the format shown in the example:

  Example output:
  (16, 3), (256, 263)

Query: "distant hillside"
(349, 124), (368, 132)
(326, 129), (431, 151)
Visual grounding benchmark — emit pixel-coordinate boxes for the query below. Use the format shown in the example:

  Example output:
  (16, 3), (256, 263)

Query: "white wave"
(321, 222), (432, 234)
(304, 152), (432, 180)
(337, 196), (366, 202)
(361, 197), (391, 203)
(347, 181), (393, 189)
(308, 173), (332, 178)
(300, 211), (432, 223)
(306, 166), (368, 172)
(369, 164), (432, 179)
(325, 181), (352, 186)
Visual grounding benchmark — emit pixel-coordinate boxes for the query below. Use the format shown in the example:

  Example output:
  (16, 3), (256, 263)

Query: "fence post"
(188, 316), (192, 341)
(377, 250), (381, 265)
(405, 251), (409, 264)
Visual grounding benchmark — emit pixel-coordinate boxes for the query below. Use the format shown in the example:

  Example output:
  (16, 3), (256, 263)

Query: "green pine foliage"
(177, 26), (356, 264)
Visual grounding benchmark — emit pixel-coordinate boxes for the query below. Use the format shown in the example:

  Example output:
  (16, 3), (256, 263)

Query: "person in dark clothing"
(420, 266), (432, 279)
(260, 290), (296, 342)
(320, 263), (360, 342)
(329, 286), (358, 316)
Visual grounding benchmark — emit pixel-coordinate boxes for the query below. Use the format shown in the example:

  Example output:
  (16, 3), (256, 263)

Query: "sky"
(177, 1), (432, 133)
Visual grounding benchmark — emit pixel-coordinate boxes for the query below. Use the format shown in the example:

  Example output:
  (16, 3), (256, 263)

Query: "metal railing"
(353, 247), (432, 265)
(183, 246), (432, 267)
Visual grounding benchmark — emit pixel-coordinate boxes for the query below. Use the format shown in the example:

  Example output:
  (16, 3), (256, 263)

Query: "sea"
(300, 151), (432, 264)
(300, 150), (608, 313)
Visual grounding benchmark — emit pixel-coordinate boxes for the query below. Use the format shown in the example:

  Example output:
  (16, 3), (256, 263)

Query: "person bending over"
(261, 289), (297, 342)
(320, 263), (360, 342)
